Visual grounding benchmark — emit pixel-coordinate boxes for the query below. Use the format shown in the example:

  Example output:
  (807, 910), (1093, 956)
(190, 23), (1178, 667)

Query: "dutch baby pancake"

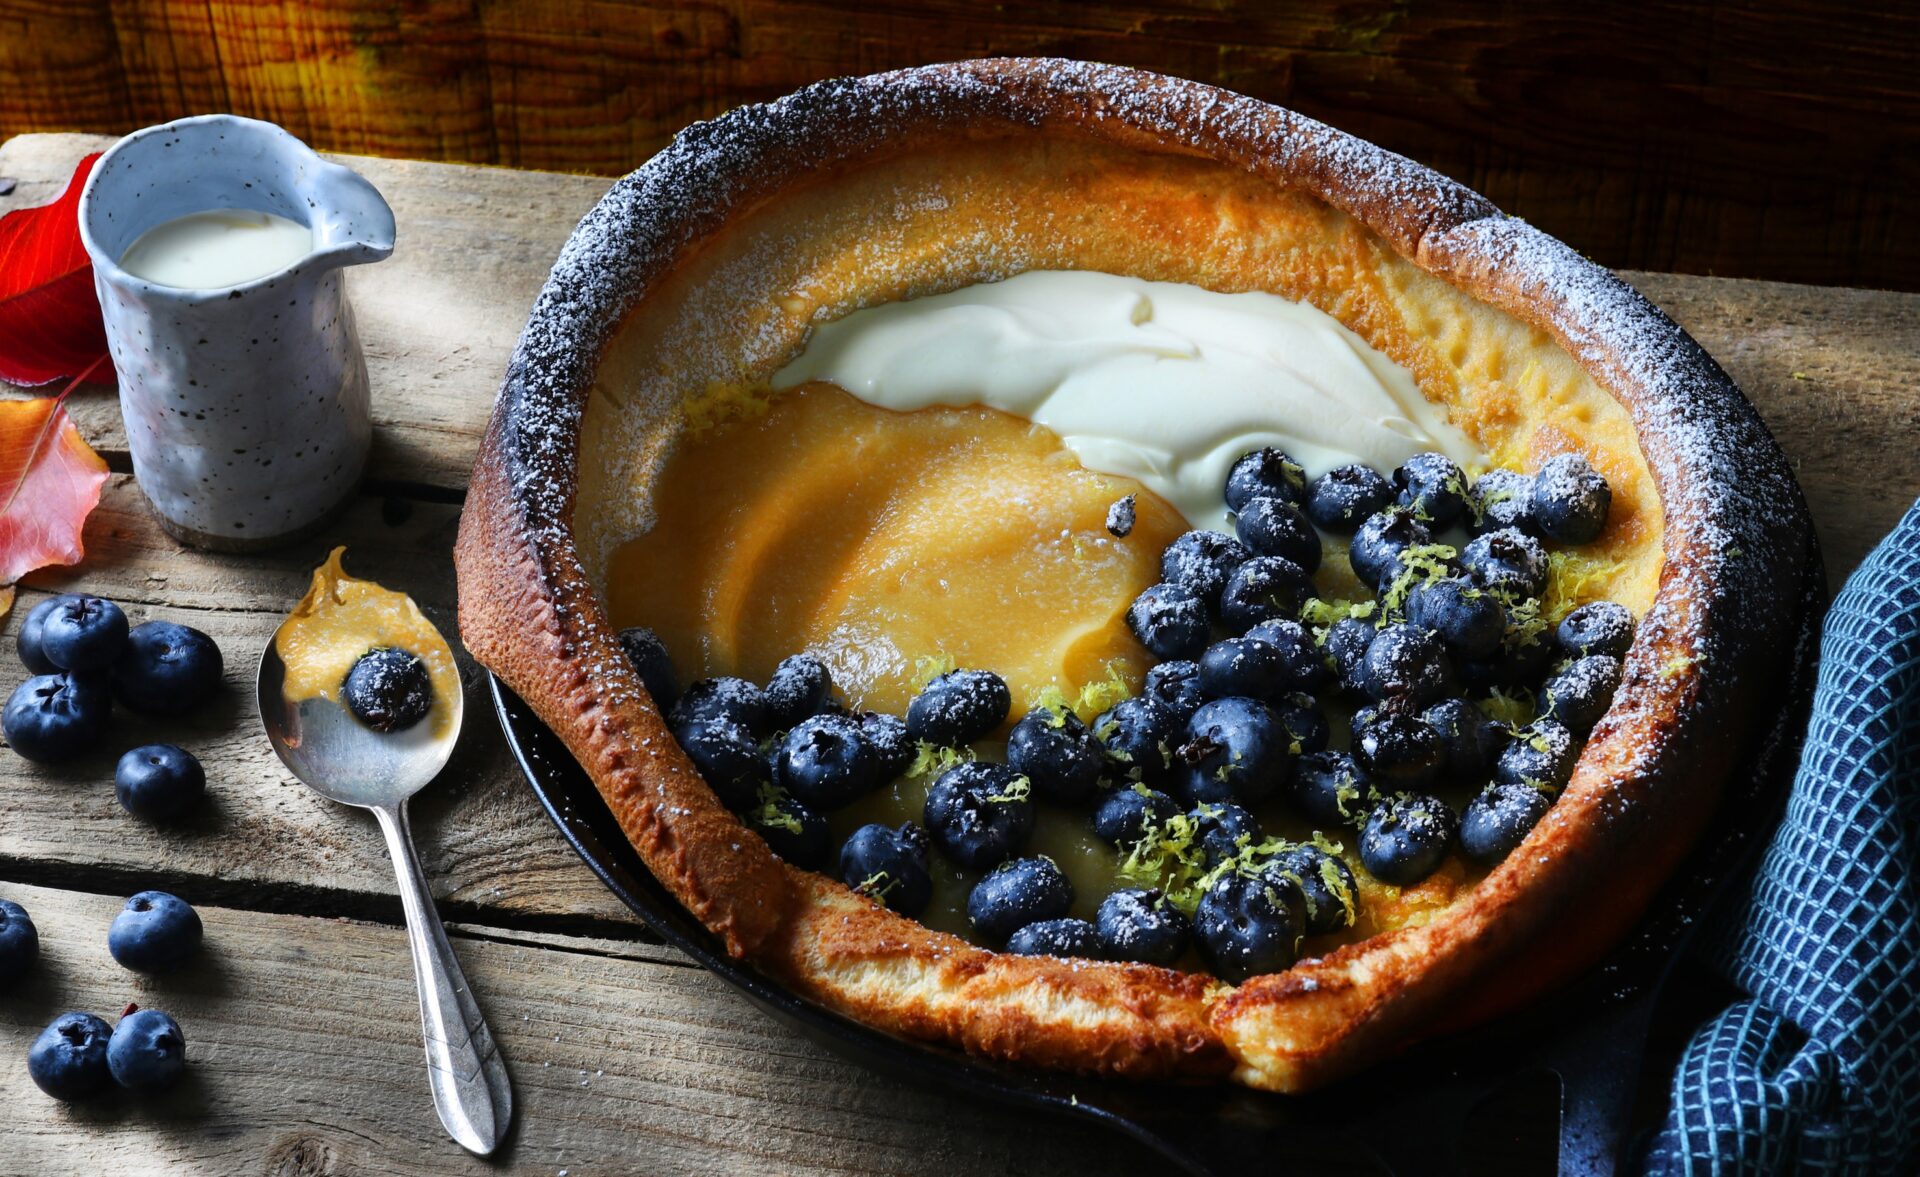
(454, 59), (1815, 1092)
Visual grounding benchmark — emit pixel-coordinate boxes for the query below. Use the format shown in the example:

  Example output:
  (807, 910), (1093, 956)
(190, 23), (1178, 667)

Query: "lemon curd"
(607, 384), (1186, 717)
(276, 547), (461, 739)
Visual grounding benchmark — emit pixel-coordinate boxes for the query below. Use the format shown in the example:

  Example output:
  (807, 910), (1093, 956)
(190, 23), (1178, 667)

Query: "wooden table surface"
(0, 131), (1916, 1176)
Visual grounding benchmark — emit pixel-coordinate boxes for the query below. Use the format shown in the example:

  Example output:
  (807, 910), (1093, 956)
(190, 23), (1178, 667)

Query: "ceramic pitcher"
(78, 115), (394, 550)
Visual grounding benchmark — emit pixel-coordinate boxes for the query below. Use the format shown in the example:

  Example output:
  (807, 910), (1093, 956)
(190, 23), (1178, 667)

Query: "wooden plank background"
(0, 1), (1913, 292)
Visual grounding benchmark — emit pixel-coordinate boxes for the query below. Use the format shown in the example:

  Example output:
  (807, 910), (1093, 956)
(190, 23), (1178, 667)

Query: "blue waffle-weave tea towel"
(1645, 496), (1920, 1174)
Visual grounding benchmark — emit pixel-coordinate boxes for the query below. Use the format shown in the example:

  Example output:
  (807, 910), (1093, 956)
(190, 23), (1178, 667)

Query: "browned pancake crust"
(454, 59), (1815, 1091)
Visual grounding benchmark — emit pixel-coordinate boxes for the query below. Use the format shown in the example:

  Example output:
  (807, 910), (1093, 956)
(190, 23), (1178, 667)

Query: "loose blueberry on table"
(0, 898), (38, 984)
(107, 1007), (188, 1091)
(115, 744), (207, 822)
(3, 671), (111, 763)
(114, 619), (224, 717)
(28, 1012), (113, 1100)
(108, 891), (203, 974)
(643, 442), (1633, 980)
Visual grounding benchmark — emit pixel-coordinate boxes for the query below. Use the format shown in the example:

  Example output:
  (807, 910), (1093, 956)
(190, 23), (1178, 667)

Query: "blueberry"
(1091, 785), (1179, 849)
(1406, 577), (1506, 663)
(1005, 917), (1104, 960)
(1197, 637), (1285, 701)
(1349, 507), (1432, 589)
(1558, 601), (1635, 659)
(906, 669), (1011, 745)
(1091, 697), (1181, 784)
(1470, 469), (1537, 536)
(1462, 528), (1549, 600)
(1359, 623), (1455, 707)
(1160, 530), (1251, 607)
(1106, 494), (1137, 537)
(4, 672), (110, 763)
(1007, 708), (1105, 805)
(1179, 696), (1290, 806)
(1218, 555), (1313, 632)
(1325, 617), (1376, 695)
(1421, 699), (1508, 782)
(750, 792), (832, 869)
(1289, 750), (1375, 827)
(1096, 888), (1192, 965)
(114, 744), (206, 822)
(1267, 846), (1359, 935)
(967, 856), (1074, 943)
(1242, 619), (1330, 694)
(108, 892), (202, 973)
(1142, 660), (1204, 722)
(765, 653), (834, 728)
(112, 620), (224, 717)
(1305, 464), (1394, 532)
(1352, 708), (1445, 791)
(27, 1012), (112, 1100)
(1393, 452), (1468, 526)
(37, 595), (128, 671)
(839, 823), (932, 916)
(1460, 782), (1556, 864)
(773, 713), (881, 810)
(672, 716), (768, 810)
(1495, 719), (1579, 792)
(615, 626), (678, 709)
(924, 762), (1034, 870)
(0, 898), (37, 984)
(1541, 655), (1622, 736)
(107, 1008), (186, 1091)
(1234, 497), (1321, 572)
(1359, 794), (1458, 885)
(342, 647), (433, 733)
(1458, 629), (1558, 693)
(670, 676), (769, 735)
(1271, 691), (1330, 756)
(16, 595), (70, 674)
(1126, 582), (1211, 661)
(1190, 802), (1262, 866)
(858, 711), (915, 779)
(1225, 448), (1306, 513)
(1194, 872), (1305, 982)
(1532, 453), (1612, 544)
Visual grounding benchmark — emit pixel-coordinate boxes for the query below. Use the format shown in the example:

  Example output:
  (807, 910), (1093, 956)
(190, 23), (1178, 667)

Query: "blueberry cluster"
(5, 594), (220, 821)
(646, 445), (1627, 984)
(4, 892), (199, 1100)
(1105, 447), (1627, 975)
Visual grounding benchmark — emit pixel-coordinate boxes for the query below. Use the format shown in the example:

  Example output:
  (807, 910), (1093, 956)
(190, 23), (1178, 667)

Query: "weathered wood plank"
(4, 476), (638, 932)
(0, 132), (609, 493)
(0, 882), (1164, 1175)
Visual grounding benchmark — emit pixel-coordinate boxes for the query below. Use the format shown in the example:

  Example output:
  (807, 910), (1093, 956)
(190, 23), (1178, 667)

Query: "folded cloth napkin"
(1644, 497), (1920, 1175)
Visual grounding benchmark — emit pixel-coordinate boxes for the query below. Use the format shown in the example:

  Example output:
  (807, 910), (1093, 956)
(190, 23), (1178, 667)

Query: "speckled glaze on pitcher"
(78, 115), (394, 551)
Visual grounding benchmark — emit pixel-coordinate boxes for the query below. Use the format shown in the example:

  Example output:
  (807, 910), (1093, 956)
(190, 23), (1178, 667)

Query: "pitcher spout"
(307, 163), (396, 270)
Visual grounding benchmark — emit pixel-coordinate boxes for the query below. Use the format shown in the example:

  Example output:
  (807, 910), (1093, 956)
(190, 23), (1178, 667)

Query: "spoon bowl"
(257, 637), (462, 807)
(256, 616), (511, 1157)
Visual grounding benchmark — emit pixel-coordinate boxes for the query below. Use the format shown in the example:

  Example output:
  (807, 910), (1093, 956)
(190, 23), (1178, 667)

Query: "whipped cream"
(772, 271), (1482, 532)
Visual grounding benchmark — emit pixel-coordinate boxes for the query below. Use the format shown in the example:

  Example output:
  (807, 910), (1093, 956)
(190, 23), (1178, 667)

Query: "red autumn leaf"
(0, 153), (109, 387)
(0, 389), (109, 584)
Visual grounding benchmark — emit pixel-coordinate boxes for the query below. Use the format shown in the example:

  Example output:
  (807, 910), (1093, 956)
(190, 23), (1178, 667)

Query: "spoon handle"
(373, 802), (514, 1156)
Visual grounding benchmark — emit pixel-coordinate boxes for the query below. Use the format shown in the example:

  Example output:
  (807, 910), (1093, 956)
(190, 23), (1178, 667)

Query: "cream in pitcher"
(78, 115), (394, 550)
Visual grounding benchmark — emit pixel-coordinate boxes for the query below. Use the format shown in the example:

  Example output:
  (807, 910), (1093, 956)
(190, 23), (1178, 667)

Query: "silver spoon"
(257, 630), (513, 1156)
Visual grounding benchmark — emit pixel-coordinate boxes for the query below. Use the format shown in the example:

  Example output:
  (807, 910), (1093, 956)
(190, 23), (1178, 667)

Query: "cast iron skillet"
(488, 550), (1822, 1176)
